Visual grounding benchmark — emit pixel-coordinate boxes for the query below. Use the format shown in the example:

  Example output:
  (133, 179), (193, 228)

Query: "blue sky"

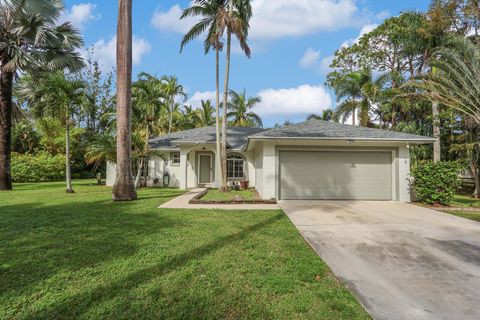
(63, 0), (430, 127)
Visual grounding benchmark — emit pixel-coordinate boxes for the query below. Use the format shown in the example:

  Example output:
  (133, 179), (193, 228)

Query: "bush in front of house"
(12, 152), (65, 183)
(411, 161), (462, 206)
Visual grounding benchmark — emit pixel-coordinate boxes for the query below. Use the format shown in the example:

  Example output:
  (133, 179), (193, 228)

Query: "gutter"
(244, 136), (436, 150)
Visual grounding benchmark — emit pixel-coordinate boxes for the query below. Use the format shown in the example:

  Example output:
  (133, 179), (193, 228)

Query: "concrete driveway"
(279, 200), (480, 320)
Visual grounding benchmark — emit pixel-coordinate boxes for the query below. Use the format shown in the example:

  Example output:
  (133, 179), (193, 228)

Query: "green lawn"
(0, 180), (369, 319)
(200, 188), (260, 201)
(451, 193), (480, 208)
(445, 211), (480, 222)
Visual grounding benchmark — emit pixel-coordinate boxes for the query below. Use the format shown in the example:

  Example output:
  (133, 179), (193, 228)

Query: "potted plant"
(240, 180), (249, 190)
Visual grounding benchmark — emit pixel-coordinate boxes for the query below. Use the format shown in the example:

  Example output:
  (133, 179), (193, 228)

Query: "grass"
(451, 193), (480, 208)
(200, 188), (260, 201)
(445, 211), (480, 222)
(0, 180), (369, 319)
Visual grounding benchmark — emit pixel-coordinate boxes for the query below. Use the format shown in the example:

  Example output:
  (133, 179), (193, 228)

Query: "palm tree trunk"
(0, 66), (13, 191)
(113, 0), (137, 201)
(360, 99), (369, 127)
(470, 161), (480, 198)
(215, 47), (222, 189)
(65, 119), (74, 193)
(168, 100), (173, 134)
(221, 29), (232, 192)
(352, 107), (356, 126)
(432, 101), (441, 162)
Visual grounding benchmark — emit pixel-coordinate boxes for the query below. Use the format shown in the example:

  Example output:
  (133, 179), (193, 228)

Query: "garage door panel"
(280, 151), (392, 200)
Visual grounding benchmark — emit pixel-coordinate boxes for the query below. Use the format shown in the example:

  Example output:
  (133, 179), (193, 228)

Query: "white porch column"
(262, 142), (276, 200)
(398, 145), (411, 202)
(179, 147), (188, 190)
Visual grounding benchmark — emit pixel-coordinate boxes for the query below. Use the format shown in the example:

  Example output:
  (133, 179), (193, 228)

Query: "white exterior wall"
(398, 145), (411, 202)
(106, 140), (413, 203)
(106, 161), (116, 186)
(147, 155), (181, 187)
(252, 140), (413, 202)
(255, 144), (264, 196)
(260, 141), (277, 200)
(105, 154), (182, 188)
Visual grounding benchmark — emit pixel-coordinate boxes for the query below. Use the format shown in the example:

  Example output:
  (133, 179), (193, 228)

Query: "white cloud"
(250, 0), (362, 39)
(255, 84), (333, 116)
(60, 3), (99, 30)
(87, 36), (151, 71)
(151, 1), (369, 41)
(150, 4), (199, 34)
(187, 91), (217, 108)
(300, 49), (321, 68)
(341, 23), (378, 48)
(299, 49), (334, 74)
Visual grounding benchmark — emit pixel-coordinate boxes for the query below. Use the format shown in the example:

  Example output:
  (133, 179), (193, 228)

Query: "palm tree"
(196, 100), (216, 127)
(407, 2), (455, 161)
(113, 0), (137, 201)
(0, 0), (83, 190)
(16, 71), (85, 193)
(85, 134), (117, 172)
(221, 0), (252, 191)
(227, 89), (262, 127)
(181, 0), (227, 190)
(307, 109), (335, 121)
(86, 130), (164, 190)
(161, 76), (187, 134)
(332, 68), (388, 127)
(132, 72), (165, 139)
(406, 37), (480, 126)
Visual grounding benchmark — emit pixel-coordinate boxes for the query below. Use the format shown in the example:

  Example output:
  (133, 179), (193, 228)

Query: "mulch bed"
(189, 188), (277, 205)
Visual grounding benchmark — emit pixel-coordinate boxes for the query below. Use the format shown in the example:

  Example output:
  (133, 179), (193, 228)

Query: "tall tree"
(406, 37), (480, 126)
(16, 71), (85, 193)
(0, 0), (83, 190)
(420, 1), (459, 162)
(227, 89), (262, 127)
(331, 68), (388, 127)
(197, 100), (216, 127)
(113, 0), (137, 201)
(221, 0), (252, 191)
(161, 76), (187, 134)
(180, 0), (225, 189)
(78, 48), (115, 135)
(132, 72), (165, 139)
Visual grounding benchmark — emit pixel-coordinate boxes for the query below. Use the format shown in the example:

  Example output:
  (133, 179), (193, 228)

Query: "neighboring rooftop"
(149, 126), (266, 150)
(250, 119), (436, 142)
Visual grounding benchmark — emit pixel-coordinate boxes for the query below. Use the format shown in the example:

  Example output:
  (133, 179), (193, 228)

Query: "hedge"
(12, 152), (65, 183)
(411, 161), (462, 206)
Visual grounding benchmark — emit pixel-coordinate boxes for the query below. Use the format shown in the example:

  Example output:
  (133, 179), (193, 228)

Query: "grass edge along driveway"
(0, 180), (370, 319)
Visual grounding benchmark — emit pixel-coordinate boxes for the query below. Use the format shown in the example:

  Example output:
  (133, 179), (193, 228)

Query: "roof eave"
(247, 136), (436, 144)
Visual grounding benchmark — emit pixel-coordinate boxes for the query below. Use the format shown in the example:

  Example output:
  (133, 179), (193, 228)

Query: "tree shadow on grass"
(0, 199), (179, 298)
(21, 213), (284, 319)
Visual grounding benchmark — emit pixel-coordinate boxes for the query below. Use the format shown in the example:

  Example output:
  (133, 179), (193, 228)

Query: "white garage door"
(279, 151), (392, 200)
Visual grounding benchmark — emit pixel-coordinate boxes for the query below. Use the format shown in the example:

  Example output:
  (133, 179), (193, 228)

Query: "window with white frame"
(170, 152), (180, 165)
(227, 154), (245, 179)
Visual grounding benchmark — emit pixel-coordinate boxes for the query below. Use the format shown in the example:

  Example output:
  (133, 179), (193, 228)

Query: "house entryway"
(198, 154), (212, 186)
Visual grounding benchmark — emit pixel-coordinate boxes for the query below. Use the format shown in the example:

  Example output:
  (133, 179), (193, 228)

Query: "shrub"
(12, 152), (65, 183)
(411, 161), (462, 206)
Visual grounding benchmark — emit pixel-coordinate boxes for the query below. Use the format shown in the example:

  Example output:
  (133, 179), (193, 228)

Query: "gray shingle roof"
(149, 126), (267, 150)
(250, 120), (436, 142)
(149, 120), (435, 151)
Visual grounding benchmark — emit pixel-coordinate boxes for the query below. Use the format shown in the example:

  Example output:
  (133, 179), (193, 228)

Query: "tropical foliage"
(227, 89), (262, 127)
(0, 0), (83, 190)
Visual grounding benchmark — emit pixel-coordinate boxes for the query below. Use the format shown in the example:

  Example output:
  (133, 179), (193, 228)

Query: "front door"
(198, 154), (212, 185)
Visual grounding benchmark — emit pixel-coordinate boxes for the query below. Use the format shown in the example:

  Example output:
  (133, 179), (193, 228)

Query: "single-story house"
(106, 119), (435, 202)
